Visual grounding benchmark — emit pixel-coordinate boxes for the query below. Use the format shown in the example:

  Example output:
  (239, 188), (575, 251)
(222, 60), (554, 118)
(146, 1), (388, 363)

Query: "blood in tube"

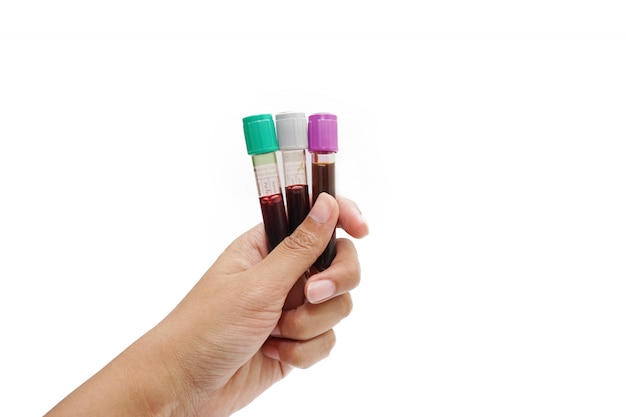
(312, 159), (336, 199)
(308, 113), (338, 272)
(285, 184), (310, 233)
(243, 114), (289, 251)
(311, 154), (336, 271)
(259, 193), (290, 251)
(276, 112), (311, 233)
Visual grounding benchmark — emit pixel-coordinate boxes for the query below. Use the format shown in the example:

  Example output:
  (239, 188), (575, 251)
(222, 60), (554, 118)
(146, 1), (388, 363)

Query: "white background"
(1, 0), (625, 416)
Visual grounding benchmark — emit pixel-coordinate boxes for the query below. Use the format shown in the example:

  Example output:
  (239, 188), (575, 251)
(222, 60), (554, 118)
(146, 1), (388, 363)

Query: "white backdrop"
(1, 1), (625, 416)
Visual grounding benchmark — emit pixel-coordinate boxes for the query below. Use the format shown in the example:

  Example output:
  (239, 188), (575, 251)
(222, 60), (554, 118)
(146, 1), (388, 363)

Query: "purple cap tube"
(308, 113), (338, 153)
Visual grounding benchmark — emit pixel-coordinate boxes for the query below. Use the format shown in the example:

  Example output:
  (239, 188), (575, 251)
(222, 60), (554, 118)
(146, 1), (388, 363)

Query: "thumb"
(253, 192), (339, 296)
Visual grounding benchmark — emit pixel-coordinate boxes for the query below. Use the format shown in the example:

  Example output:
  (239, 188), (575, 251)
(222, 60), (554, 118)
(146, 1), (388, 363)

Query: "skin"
(45, 193), (368, 417)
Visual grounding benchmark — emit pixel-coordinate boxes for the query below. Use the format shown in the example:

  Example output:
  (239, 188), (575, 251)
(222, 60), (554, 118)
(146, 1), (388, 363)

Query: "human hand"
(166, 193), (367, 416)
(44, 193), (367, 417)
(155, 193), (367, 416)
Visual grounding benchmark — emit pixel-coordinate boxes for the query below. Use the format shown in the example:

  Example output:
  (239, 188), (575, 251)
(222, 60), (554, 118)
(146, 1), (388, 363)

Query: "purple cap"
(308, 113), (338, 152)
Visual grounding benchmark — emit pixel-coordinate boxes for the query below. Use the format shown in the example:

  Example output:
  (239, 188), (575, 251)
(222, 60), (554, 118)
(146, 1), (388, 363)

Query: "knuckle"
(322, 330), (337, 357)
(291, 348), (309, 368)
(326, 329), (337, 348)
(289, 331), (337, 369)
(286, 311), (308, 340)
(282, 343), (308, 368)
(337, 293), (354, 317)
(281, 228), (317, 254)
(346, 259), (361, 283)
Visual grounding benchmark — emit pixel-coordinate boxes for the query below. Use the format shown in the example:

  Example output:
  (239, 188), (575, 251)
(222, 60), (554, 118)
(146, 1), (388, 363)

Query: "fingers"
(305, 238), (360, 304)
(261, 236), (360, 368)
(214, 195), (366, 282)
(262, 330), (337, 369)
(271, 293), (353, 340)
(336, 195), (369, 239)
(252, 193), (339, 296)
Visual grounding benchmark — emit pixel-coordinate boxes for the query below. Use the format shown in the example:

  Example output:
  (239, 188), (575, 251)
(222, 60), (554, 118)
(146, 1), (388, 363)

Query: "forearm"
(44, 327), (191, 417)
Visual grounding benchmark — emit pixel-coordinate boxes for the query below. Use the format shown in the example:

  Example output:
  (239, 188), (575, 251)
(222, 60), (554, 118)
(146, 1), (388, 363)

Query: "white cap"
(275, 112), (308, 150)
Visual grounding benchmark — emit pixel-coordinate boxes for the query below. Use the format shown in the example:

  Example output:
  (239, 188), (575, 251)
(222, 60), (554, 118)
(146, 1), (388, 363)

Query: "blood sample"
(276, 112), (310, 233)
(308, 113), (338, 271)
(242, 114), (289, 251)
(259, 192), (289, 250)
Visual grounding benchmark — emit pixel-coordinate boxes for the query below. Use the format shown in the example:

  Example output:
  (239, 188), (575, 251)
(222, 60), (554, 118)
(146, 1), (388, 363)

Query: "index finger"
(336, 195), (369, 239)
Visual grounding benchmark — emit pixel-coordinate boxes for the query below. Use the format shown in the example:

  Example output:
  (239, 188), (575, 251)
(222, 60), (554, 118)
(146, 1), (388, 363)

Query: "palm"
(180, 224), (304, 415)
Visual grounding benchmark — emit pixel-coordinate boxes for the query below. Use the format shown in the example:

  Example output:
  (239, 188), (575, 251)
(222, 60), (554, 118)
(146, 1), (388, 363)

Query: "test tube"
(242, 114), (289, 251)
(308, 113), (338, 271)
(276, 112), (310, 233)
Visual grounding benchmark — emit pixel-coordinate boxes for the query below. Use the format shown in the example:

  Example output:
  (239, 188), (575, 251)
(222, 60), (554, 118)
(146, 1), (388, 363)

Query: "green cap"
(242, 114), (278, 155)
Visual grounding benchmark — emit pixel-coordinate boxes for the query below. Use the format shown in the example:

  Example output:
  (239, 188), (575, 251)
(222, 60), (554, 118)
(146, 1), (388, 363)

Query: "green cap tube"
(242, 114), (279, 155)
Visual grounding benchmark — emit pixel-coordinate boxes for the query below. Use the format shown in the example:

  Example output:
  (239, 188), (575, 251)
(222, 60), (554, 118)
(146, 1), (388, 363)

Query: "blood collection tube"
(276, 112), (310, 233)
(242, 114), (289, 251)
(308, 113), (338, 271)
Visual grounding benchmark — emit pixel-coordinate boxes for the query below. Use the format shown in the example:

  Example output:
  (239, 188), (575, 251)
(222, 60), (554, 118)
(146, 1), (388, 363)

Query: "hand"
(45, 193), (368, 417)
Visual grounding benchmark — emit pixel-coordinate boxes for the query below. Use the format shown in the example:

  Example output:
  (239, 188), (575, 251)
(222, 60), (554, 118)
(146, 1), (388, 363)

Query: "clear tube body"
(281, 149), (310, 233)
(311, 151), (336, 271)
(252, 152), (289, 250)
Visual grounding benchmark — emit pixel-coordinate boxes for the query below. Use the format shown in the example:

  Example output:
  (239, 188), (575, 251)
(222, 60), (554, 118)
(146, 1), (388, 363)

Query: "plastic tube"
(308, 113), (338, 271)
(276, 112), (310, 234)
(242, 114), (289, 251)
